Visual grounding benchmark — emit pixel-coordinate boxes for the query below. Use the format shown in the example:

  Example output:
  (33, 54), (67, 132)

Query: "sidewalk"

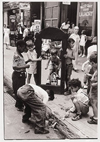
(4, 45), (97, 138)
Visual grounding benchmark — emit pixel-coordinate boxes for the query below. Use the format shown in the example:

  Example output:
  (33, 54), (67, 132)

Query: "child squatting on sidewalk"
(65, 79), (89, 121)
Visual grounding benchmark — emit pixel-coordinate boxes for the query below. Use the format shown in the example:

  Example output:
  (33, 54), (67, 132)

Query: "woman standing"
(4, 25), (10, 49)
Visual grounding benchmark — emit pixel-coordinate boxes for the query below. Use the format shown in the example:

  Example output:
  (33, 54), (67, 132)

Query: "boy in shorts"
(64, 38), (75, 95)
(45, 49), (61, 84)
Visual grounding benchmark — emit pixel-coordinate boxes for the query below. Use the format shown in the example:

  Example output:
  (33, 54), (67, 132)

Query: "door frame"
(35, 27), (68, 94)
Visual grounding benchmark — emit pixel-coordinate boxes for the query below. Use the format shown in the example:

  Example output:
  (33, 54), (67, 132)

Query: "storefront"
(77, 2), (97, 36)
(43, 2), (97, 36)
(3, 2), (30, 32)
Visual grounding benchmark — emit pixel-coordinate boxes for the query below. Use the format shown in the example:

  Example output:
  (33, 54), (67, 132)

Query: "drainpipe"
(76, 2), (80, 26)
(91, 2), (97, 37)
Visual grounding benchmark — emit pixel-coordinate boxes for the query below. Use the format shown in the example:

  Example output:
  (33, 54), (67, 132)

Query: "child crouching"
(65, 79), (89, 121)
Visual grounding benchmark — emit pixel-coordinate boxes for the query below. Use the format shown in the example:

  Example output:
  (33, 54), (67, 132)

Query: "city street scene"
(3, 1), (98, 140)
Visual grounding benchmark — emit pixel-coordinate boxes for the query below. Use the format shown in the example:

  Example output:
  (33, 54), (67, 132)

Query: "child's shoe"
(83, 85), (88, 89)
(72, 113), (82, 121)
(82, 54), (86, 57)
(79, 54), (82, 57)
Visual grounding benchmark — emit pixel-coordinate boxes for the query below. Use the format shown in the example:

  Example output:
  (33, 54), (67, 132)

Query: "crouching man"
(17, 84), (54, 134)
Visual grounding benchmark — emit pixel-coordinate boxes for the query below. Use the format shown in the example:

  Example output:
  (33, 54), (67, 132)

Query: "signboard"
(9, 2), (19, 9)
(19, 2), (30, 10)
(34, 20), (41, 34)
(78, 2), (94, 27)
(62, 2), (71, 5)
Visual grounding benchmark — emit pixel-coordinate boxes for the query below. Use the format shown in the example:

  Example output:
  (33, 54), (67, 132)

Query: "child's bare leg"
(27, 74), (32, 84)
(91, 99), (98, 119)
(73, 99), (81, 115)
(83, 46), (85, 55)
(48, 69), (53, 80)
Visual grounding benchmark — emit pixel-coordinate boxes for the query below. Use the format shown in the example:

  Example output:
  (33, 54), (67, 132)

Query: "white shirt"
(29, 84), (49, 104)
(23, 28), (29, 38)
(69, 33), (80, 51)
(70, 88), (89, 112)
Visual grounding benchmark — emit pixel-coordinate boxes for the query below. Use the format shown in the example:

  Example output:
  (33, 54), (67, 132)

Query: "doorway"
(67, 2), (77, 25)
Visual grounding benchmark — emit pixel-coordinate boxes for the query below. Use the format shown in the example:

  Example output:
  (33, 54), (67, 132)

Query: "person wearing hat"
(17, 84), (55, 134)
(69, 26), (80, 71)
(45, 48), (61, 84)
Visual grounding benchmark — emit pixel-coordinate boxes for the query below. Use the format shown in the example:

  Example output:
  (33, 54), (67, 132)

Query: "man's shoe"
(22, 118), (29, 123)
(17, 107), (23, 112)
(35, 128), (49, 134)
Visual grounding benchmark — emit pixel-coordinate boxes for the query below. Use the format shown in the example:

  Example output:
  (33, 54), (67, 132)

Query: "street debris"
(24, 130), (30, 133)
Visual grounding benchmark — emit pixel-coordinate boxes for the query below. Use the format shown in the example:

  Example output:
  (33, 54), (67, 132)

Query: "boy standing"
(12, 40), (30, 111)
(45, 49), (61, 84)
(65, 79), (89, 121)
(64, 38), (75, 95)
(87, 52), (98, 124)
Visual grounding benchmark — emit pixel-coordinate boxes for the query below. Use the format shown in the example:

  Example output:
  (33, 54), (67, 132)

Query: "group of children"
(64, 40), (97, 124)
(12, 33), (97, 131)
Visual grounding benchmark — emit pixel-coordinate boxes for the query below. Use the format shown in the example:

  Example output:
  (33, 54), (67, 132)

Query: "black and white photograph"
(2, 1), (98, 140)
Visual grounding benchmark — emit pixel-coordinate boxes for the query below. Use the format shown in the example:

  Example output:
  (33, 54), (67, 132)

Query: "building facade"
(43, 2), (97, 36)
(3, 2), (97, 36)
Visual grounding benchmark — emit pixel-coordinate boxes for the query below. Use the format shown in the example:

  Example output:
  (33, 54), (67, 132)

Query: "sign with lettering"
(9, 2), (19, 9)
(78, 2), (94, 27)
(62, 2), (71, 5)
(19, 2), (30, 10)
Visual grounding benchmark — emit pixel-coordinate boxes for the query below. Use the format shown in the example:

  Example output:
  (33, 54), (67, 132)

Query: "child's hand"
(65, 111), (70, 118)
(38, 56), (42, 60)
(64, 54), (68, 58)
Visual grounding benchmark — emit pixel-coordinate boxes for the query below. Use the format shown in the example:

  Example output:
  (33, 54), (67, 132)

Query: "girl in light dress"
(4, 25), (10, 49)
(79, 30), (87, 57)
